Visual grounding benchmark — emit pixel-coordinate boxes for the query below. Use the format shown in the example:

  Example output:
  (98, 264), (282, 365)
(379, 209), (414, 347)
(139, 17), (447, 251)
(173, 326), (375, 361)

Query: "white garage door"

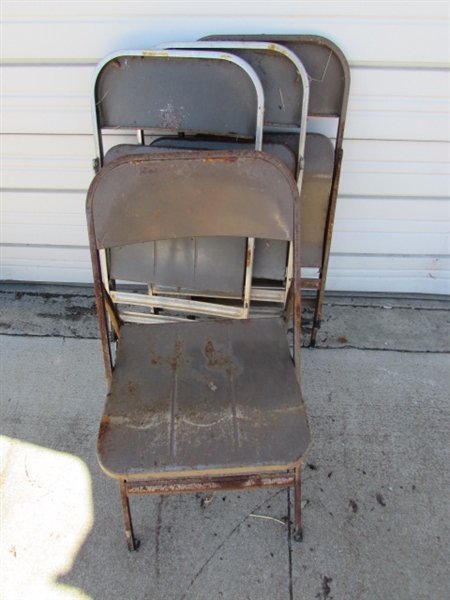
(1, 1), (449, 294)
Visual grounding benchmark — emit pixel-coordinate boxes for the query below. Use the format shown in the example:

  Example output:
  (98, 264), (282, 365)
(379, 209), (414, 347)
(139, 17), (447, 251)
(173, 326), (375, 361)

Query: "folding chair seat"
(203, 35), (350, 345)
(87, 150), (310, 551)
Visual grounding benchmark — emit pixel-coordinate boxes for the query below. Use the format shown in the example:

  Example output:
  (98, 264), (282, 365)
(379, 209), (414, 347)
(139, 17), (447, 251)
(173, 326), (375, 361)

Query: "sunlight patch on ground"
(1, 435), (93, 599)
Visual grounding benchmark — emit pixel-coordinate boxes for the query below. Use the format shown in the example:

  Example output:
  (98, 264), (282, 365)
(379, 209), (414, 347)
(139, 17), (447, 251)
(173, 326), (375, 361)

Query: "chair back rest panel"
(102, 139), (331, 274)
(281, 39), (348, 119)
(201, 35), (350, 121)
(87, 152), (297, 251)
(156, 42), (307, 128)
(95, 56), (256, 134)
(253, 239), (289, 280)
(232, 50), (303, 127)
(92, 51), (265, 164)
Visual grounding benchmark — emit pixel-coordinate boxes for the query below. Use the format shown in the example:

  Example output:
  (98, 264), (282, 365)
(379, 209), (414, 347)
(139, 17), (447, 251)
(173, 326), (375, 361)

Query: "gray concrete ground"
(1, 284), (449, 600)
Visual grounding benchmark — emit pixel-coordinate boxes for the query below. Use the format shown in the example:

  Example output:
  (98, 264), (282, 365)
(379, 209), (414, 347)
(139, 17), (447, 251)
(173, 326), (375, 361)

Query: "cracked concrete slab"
(1, 287), (449, 599)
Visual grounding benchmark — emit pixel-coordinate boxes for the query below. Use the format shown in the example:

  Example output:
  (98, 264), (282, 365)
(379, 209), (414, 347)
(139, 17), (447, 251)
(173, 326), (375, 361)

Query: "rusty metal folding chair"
(203, 35), (350, 345)
(87, 151), (310, 550)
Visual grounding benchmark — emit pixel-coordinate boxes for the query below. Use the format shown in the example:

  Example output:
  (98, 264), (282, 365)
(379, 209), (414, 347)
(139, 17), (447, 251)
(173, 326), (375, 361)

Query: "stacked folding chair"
(87, 36), (349, 551)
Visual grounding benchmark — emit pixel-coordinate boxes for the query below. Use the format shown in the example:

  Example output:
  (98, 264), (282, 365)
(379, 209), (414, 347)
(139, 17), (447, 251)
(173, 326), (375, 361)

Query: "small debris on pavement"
(376, 493), (386, 507)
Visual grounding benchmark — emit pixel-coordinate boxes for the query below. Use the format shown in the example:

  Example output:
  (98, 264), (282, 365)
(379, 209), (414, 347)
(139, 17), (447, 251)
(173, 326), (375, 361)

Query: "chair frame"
(87, 151), (309, 550)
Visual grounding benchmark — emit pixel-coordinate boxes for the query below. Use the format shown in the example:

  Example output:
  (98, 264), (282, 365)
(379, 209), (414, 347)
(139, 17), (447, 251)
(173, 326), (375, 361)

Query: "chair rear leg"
(119, 480), (140, 551)
(310, 149), (344, 348)
(292, 466), (303, 542)
(310, 286), (323, 348)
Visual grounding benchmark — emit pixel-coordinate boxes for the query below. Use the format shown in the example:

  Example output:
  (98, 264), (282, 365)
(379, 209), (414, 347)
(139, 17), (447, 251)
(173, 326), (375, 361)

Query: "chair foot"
(119, 480), (139, 552)
(293, 528), (303, 543)
(126, 534), (140, 552)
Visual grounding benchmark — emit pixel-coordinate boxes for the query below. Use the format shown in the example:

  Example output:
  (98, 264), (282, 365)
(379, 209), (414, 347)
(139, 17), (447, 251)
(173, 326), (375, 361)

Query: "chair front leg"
(119, 480), (140, 551)
(292, 466), (303, 542)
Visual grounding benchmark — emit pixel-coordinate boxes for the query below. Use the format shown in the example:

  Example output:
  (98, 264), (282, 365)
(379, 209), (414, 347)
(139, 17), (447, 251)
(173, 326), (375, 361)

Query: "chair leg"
(293, 466), (303, 542)
(310, 149), (344, 348)
(310, 288), (322, 348)
(119, 480), (139, 551)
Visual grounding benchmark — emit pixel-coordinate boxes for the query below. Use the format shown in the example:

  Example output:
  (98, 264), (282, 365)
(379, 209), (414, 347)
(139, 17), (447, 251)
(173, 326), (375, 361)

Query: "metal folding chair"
(87, 151), (310, 550)
(203, 35), (350, 345)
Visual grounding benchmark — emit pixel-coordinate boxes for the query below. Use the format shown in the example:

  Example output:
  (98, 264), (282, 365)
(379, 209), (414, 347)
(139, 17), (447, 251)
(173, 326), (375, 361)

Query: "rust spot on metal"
(126, 473), (295, 496)
(246, 247), (252, 267)
(142, 50), (169, 57)
(98, 415), (111, 441)
(204, 339), (238, 377)
(127, 381), (138, 394)
(110, 59), (121, 68)
(294, 300), (301, 323)
(204, 157), (237, 163)
(171, 338), (182, 371)
(147, 337), (184, 372)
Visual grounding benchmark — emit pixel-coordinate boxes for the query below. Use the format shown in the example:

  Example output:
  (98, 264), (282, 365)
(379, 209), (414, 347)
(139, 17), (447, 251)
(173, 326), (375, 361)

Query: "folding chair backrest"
(88, 152), (295, 246)
(91, 50), (265, 165)
(87, 151), (301, 370)
(156, 41), (309, 128)
(202, 35), (350, 151)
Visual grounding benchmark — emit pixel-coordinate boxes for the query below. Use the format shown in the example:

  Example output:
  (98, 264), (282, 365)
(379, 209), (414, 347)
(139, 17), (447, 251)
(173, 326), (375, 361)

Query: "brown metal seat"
(99, 318), (309, 478)
(87, 150), (310, 551)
